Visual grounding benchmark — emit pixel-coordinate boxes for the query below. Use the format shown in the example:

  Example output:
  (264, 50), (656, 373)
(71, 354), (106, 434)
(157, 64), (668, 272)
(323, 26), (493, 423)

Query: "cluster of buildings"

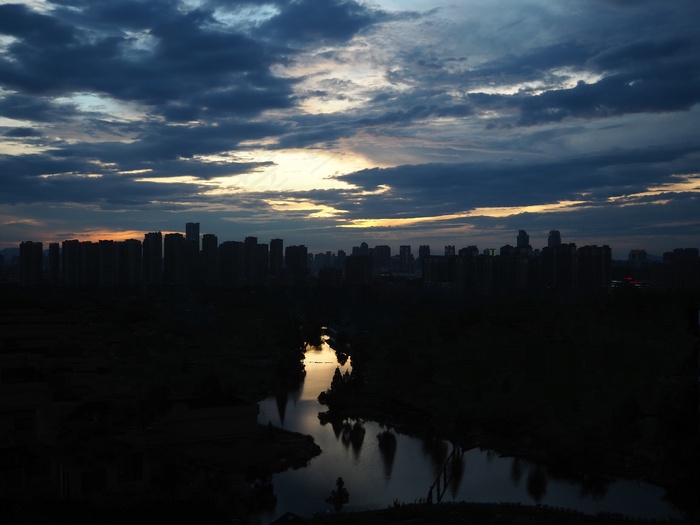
(7, 225), (700, 294)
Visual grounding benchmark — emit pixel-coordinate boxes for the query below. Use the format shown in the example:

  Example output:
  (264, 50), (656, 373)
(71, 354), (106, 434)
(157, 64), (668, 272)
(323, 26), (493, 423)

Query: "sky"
(1, 0), (699, 258)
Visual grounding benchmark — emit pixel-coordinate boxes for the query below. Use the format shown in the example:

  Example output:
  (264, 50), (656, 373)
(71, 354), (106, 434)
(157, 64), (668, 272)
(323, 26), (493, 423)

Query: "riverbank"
(309, 501), (689, 525)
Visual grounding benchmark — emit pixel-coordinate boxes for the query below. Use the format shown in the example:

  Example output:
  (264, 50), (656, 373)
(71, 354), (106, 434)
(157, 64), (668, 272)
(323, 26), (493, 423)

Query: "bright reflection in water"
(257, 339), (682, 521)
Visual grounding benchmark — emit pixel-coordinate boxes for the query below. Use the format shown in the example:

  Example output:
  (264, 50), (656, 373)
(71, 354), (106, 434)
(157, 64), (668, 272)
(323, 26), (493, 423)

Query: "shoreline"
(313, 402), (693, 521)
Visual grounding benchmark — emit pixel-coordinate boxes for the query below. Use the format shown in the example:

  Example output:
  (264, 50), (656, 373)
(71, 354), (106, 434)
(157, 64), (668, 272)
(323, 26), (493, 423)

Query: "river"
(256, 338), (682, 522)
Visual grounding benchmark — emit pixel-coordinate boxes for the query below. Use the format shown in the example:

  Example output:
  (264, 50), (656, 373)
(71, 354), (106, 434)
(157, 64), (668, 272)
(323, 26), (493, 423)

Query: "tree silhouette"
(326, 476), (349, 511)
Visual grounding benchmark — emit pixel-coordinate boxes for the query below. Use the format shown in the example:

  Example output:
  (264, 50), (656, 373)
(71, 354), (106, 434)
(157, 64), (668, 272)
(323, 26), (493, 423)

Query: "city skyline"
(1, 222), (696, 261)
(1, 1), (699, 257)
(3, 224), (639, 259)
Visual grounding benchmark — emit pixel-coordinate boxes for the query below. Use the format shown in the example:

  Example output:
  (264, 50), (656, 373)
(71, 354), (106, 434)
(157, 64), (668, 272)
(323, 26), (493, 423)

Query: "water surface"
(257, 340), (681, 522)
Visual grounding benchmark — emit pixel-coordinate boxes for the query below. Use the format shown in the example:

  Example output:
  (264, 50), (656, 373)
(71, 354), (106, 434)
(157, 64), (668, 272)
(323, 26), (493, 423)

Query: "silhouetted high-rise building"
(548, 230), (561, 247)
(62, 239), (81, 287)
(98, 240), (119, 287)
(335, 249), (347, 271)
(456, 246), (479, 292)
(143, 232), (163, 285)
(663, 248), (700, 290)
(48, 242), (60, 284)
(270, 238), (283, 279)
(445, 245), (455, 257)
(628, 250), (647, 267)
(243, 236), (258, 283)
(416, 245), (430, 273)
(164, 233), (185, 284)
(202, 233), (218, 286)
(285, 245), (308, 283)
(185, 222), (200, 250)
(256, 242), (269, 283)
(577, 245), (611, 295)
(542, 243), (577, 293)
(184, 222), (200, 284)
(313, 251), (333, 275)
(399, 245), (413, 274)
(517, 230), (529, 249)
(219, 241), (244, 286)
(515, 230), (532, 257)
(118, 239), (142, 287)
(19, 241), (42, 286)
(80, 241), (99, 287)
(422, 254), (456, 285)
(373, 245), (391, 276)
(458, 245), (479, 257)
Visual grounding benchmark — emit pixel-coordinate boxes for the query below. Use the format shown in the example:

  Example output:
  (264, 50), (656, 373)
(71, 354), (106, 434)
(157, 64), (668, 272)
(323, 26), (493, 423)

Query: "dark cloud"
(3, 127), (42, 138)
(0, 1), (293, 114)
(513, 60), (700, 125)
(258, 0), (388, 43)
(588, 38), (693, 71)
(0, 4), (76, 46)
(0, 93), (81, 123)
(333, 142), (700, 216)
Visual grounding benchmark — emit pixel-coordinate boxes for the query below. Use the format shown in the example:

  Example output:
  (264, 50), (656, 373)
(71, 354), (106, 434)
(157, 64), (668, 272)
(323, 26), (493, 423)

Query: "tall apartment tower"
(19, 241), (43, 286)
(517, 230), (530, 248)
(243, 236), (258, 283)
(416, 244), (430, 273)
(143, 232), (163, 285)
(201, 233), (218, 286)
(98, 240), (119, 287)
(164, 233), (185, 284)
(270, 238), (283, 279)
(516, 229), (531, 257)
(399, 245), (413, 274)
(184, 222), (200, 284)
(48, 242), (60, 284)
(219, 240), (244, 286)
(119, 239), (142, 287)
(62, 239), (82, 287)
(372, 245), (391, 276)
(285, 245), (308, 282)
(548, 230), (562, 247)
(185, 222), (200, 250)
(80, 241), (100, 286)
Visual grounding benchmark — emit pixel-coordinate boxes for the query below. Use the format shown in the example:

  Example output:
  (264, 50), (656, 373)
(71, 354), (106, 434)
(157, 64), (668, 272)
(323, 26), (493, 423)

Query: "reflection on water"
(510, 457), (524, 485)
(421, 434), (449, 476)
(340, 419), (366, 456)
(526, 465), (548, 502)
(449, 450), (465, 499)
(275, 389), (287, 424)
(256, 339), (682, 522)
(377, 429), (397, 480)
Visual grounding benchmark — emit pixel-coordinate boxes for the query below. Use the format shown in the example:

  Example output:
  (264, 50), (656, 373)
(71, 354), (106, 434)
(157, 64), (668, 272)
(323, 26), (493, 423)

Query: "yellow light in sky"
(212, 148), (371, 193)
(135, 175), (214, 185)
(607, 174), (700, 206)
(266, 199), (348, 219)
(339, 200), (587, 229)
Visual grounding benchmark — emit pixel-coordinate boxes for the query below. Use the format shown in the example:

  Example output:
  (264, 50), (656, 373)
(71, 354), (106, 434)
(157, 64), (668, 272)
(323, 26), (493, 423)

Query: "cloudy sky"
(1, 0), (699, 258)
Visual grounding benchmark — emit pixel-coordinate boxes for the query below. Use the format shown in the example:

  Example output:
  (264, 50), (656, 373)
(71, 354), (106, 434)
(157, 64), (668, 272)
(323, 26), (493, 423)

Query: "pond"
(256, 338), (682, 522)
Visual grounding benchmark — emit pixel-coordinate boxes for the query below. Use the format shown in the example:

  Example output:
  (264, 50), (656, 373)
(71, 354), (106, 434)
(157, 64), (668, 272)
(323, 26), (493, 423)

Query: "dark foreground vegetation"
(316, 287), (698, 521)
(1, 281), (697, 524)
